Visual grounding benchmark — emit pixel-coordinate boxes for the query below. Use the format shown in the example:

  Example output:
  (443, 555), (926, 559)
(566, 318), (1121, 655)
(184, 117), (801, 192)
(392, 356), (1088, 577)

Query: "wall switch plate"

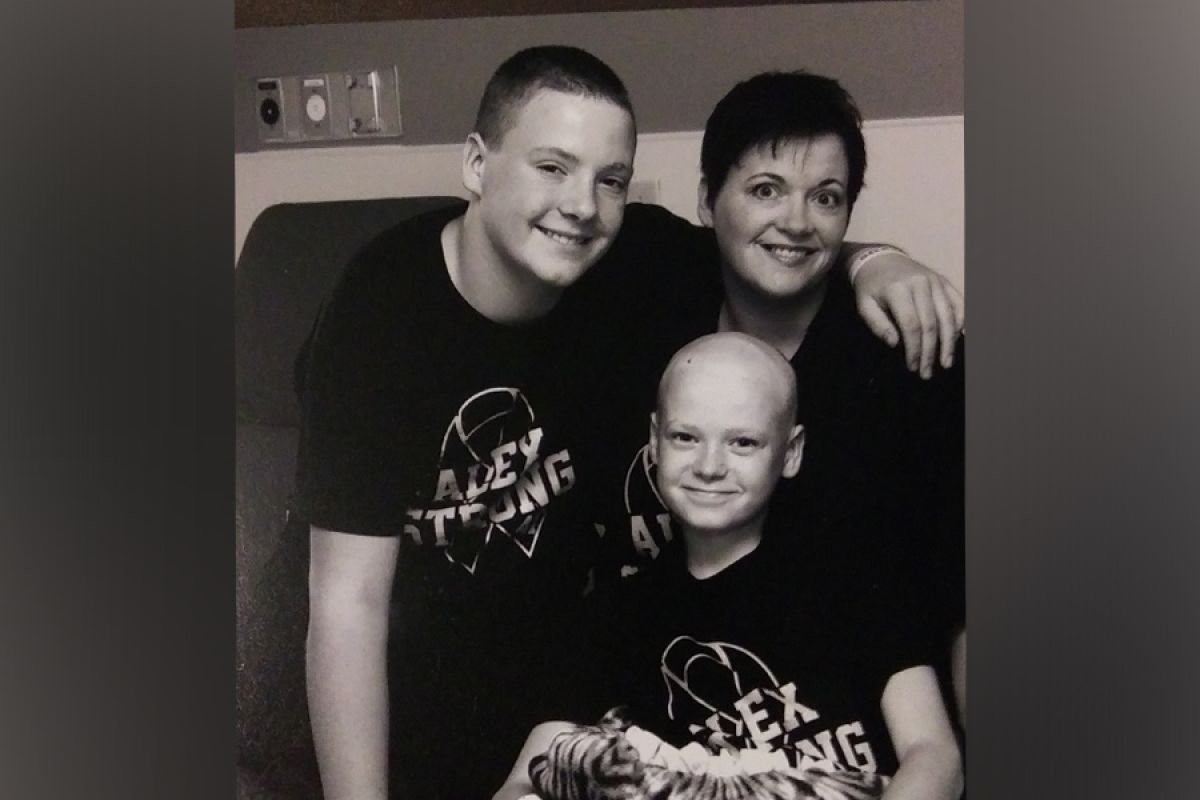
(344, 67), (401, 138)
(255, 78), (287, 143)
(300, 75), (332, 139)
(345, 70), (379, 135)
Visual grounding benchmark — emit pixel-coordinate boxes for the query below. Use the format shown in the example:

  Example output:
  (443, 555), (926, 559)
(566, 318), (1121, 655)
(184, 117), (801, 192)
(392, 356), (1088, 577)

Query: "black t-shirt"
(292, 202), (708, 798)
(589, 240), (965, 643)
(584, 533), (933, 777)
(296, 203), (601, 796)
(775, 272), (966, 645)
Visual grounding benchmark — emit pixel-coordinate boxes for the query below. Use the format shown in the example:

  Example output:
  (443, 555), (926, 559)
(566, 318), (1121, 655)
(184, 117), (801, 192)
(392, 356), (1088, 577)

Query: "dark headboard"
(235, 196), (462, 428)
(235, 196), (460, 797)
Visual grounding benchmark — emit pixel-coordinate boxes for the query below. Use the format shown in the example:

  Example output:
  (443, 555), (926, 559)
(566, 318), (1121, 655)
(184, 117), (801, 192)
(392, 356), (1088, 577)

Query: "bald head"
(650, 333), (804, 545)
(657, 333), (797, 430)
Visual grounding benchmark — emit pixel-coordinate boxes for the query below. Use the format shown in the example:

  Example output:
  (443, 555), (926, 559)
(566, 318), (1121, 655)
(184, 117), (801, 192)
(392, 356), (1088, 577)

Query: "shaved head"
(657, 332), (797, 430)
(650, 332), (804, 550)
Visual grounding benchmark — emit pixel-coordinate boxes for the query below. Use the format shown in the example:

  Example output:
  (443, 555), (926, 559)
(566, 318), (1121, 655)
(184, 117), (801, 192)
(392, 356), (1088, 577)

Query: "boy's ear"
(781, 424), (805, 478)
(648, 412), (659, 464)
(696, 179), (714, 227)
(462, 133), (487, 198)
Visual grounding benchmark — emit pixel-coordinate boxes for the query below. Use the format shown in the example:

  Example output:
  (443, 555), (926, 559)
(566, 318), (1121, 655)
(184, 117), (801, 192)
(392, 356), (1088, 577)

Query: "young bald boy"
(497, 333), (962, 800)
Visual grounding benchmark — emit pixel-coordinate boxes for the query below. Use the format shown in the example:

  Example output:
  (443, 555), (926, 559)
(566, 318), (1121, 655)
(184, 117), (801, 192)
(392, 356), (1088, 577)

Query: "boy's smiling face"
(465, 88), (636, 293)
(651, 335), (803, 541)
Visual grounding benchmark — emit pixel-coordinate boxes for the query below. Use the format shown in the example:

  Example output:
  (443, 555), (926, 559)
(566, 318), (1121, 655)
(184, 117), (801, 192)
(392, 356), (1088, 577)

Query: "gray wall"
(234, 0), (962, 153)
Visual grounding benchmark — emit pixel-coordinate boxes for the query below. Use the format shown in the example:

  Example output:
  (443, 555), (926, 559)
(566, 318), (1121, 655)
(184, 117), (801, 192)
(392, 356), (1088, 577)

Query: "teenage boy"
(297, 47), (639, 800)
(296, 47), (960, 800)
(495, 333), (963, 800)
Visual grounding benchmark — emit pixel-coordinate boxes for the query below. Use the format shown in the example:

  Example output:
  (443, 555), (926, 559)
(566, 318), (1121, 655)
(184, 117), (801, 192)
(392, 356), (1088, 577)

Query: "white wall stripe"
(235, 116), (963, 290)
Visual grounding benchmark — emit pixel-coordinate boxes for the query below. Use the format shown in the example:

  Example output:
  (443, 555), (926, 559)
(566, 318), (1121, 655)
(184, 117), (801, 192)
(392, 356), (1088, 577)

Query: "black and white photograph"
(12, 1), (1200, 798)
(235, 3), (966, 798)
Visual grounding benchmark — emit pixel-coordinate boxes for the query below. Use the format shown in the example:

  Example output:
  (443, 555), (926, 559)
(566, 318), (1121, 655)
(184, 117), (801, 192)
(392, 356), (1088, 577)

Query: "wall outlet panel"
(254, 67), (401, 146)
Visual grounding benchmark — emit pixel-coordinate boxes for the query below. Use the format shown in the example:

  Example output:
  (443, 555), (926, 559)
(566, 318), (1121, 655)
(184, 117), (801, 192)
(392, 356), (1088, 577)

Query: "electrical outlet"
(301, 75), (332, 139)
(255, 78), (286, 143)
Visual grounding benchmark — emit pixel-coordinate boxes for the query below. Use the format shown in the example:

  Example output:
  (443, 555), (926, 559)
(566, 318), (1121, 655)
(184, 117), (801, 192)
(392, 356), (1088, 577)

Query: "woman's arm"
(843, 242), (965, 378)
(879, 665), (964, 800)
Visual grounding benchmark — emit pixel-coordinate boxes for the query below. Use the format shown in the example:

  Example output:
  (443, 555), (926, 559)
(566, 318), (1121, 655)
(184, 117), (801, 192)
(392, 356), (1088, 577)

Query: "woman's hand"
(851, 250), (964, 378)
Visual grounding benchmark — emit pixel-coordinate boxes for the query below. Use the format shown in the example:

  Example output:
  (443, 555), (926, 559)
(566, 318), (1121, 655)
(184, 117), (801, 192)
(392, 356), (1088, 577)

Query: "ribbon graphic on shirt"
(403, 387), (576, 575)
(660, 636), (879, 773)
(620, 443), (674, 566)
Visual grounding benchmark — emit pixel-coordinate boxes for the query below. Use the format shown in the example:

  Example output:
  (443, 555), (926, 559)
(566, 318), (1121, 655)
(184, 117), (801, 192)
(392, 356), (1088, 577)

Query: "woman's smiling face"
(701, 134), (851, 304)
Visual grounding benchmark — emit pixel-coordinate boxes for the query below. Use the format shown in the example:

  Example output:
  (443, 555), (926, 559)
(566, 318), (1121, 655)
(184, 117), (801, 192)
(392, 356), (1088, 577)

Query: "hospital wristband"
(847, 245), (908, 284)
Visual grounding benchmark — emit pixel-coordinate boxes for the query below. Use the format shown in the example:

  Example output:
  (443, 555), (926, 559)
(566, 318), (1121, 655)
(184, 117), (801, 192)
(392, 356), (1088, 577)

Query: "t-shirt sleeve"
(292, 240), (422, 536)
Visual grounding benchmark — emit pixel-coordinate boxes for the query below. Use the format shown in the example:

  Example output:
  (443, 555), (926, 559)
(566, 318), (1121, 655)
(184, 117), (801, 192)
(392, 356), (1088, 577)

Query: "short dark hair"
(473, 46), (635, 145)
(700, 71), (867, 210)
